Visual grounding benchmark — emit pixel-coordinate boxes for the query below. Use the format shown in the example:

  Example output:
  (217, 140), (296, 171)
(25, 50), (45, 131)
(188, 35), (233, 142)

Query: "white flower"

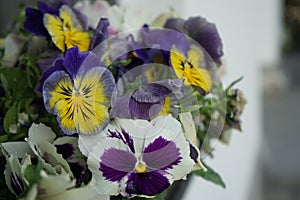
(79, 115), (195, 198)
(74, 0), (110, 29)
(18, 112), (29, 125)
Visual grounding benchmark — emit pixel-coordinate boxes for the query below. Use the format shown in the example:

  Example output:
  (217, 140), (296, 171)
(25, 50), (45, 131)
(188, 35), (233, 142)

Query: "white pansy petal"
(38, 170), (75, 198)
(78, 121), (118, 157)
(4, 155), (26, 196)
(42, 184), (109, 200)
(27, 123), (56, 144)
(1, 142), (35, 158)
(25, 184), (38, 200)
(179, 112), (197, 144)
(87, 136), (133, 195)
(142, 115), (194, 181)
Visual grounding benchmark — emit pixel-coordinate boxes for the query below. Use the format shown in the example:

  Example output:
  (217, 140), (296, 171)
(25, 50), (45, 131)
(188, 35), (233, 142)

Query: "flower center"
(72, 90), (84, 104)
(135, 162), (147, 173)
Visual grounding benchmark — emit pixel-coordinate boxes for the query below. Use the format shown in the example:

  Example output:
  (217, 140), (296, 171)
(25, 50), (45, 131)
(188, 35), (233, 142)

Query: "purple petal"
(129, 98), (163, 120)
(37, 1), (59, 15)
(24, 8), (49, 38)
(99, 148), (136, 182)
(36, 50), (63, 74)
(63, 47), (105, 78)
(62, 47), (89, 78)
(37, 59), (64, 92)
(159, 30), (189, 56)
(164, 18), (185, 31)
(132, 83), (172, 103)
(143, 136), (181, 171)
(110, 95), (132, 119)
(184, 17), (223, 64)
(90, 18), (110, 49)
(125, 171), (170, 196)
(165, 17), (223, 64)
(141, 26), (165, 47)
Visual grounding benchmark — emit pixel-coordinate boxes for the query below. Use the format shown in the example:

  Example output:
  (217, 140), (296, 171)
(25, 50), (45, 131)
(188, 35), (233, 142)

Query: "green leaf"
(24, 160), (43, 185)
(225, 76), (243, 92)
(0, 73), (10, 97)
(3, 101), (19, 133)
(193, 163), (226, 188)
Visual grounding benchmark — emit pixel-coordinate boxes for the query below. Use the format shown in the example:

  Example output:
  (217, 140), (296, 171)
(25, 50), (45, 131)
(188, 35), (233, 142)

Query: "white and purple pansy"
(79, 114), (195, 198)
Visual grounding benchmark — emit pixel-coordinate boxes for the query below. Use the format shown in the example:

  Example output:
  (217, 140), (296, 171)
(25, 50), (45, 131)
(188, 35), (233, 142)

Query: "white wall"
(180, 0), (281, 200)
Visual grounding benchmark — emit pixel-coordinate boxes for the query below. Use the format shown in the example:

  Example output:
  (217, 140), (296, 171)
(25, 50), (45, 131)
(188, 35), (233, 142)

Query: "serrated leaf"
(3, 101), (19, 133)
(193, 163), (226, 188)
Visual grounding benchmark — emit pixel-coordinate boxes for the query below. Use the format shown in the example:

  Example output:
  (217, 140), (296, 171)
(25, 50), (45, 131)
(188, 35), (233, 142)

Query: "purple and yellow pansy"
(24, 1), (90, 52)
(41, 47), (115, 135)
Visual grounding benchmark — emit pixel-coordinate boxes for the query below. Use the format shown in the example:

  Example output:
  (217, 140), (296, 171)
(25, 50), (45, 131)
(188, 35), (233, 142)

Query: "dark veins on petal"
(10, 173), (25, 196)
(125, 171), (170, 196)
(108, 129), (135, 153)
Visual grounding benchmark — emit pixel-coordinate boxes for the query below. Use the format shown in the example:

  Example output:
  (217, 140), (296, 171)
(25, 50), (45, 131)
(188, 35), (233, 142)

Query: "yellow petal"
(65, 31), (90, 52)
(170, 45), (185, 79)
(59, 5), (83, 31)
(49, 76), (76, 133)
(170, 45), (212, 93)
(43, 14), (65, 52)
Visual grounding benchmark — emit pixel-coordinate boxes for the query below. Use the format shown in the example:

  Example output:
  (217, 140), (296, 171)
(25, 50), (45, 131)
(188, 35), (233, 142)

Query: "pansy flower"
(111, 81), (180, 120)
(41, 47), (115, 135)
(110, 64), (183, 120)
(43, 5), (91, 52)
(164, 17), (223, 65)
(24, 2), (90, 52)
(170, 44), (213, 94)
(79, 115), (195, 198)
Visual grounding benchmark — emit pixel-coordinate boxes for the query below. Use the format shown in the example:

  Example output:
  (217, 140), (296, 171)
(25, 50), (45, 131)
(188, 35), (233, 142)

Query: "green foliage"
(24, 161), (43, 186)
(193, 162), (226, 188)
(0, 55), (48, 141)
(3, 101), (19, 133)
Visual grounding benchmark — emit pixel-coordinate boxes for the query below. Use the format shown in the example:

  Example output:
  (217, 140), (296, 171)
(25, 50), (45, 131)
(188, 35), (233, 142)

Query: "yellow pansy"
(43, 5), (90, 52)
(170, 45), (212, 94)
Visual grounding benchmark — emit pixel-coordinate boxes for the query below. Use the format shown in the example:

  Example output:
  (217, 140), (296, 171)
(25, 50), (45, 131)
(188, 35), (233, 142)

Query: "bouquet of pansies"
(0, 0), (247, 199)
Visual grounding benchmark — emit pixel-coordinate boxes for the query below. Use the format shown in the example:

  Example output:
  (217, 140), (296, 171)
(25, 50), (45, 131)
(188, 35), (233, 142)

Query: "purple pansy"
(79, 115), (195, 198)
(164, 17), (223, 65)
